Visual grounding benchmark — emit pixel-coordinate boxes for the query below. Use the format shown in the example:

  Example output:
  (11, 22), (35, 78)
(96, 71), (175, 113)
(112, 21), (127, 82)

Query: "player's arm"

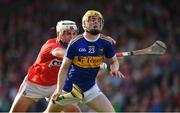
(108, 55), (125, 78)
(52, 57), (72, 100)
(51, 47), (66, 58)
(56, 41), (75, 88)
(104, 39), (124, 78)
(57, 57), (72, 92)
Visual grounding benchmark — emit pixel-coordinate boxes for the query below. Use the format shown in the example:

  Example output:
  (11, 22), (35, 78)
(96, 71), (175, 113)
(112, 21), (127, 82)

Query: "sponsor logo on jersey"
(72, 56), (104, 68)
(49, 59), (62, 67)
(79, 48), (87, 52)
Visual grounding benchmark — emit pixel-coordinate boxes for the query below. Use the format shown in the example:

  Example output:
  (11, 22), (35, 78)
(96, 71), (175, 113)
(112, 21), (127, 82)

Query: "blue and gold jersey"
(63, 34), (115, 92)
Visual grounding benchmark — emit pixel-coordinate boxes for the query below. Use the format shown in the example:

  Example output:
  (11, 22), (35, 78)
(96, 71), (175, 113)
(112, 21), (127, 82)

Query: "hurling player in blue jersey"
(45, 10), (125, 112)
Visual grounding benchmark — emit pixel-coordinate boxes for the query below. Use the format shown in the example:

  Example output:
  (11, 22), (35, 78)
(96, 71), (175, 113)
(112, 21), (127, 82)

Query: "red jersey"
(27, 38), (64, 86)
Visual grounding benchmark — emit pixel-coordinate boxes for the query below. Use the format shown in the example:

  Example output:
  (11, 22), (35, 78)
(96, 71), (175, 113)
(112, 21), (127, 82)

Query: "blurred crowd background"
(0, 0), (180, 112)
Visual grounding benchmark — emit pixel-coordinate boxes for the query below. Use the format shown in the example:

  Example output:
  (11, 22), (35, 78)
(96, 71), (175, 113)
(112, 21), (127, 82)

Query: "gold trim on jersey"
(70, 34), (83, 45)
(99, 34), (114, 44)
(72, 56), (105, 68)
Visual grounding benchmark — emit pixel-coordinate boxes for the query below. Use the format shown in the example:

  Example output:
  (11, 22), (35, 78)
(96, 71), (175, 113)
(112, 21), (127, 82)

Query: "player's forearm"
(57, 68), (68, 93)
(56, 57), (71, 93)
(109, 57), (119, 71)
(110, 61), (119, 71)
(51, 48), (66, 58)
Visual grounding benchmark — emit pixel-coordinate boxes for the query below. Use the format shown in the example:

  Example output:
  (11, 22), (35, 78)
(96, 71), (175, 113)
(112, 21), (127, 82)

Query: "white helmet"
(56, 20), (78, 34)
(82, 10), (104, 35)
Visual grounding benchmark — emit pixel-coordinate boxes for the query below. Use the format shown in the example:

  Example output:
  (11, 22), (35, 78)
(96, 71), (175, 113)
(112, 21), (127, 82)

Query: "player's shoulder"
(69, 34), (84, 45)
(99, 34), (115, 45)
(46, 38), (56, 44)
(42, 37), (57, 48)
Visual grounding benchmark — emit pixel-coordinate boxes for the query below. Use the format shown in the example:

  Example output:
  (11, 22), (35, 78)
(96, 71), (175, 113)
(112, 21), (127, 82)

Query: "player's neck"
(56, 37), (68, 47)
(83, 31), (100, 41)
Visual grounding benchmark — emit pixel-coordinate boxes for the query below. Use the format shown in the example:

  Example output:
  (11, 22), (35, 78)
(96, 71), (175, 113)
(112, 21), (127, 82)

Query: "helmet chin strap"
(86, 29), (100, 35)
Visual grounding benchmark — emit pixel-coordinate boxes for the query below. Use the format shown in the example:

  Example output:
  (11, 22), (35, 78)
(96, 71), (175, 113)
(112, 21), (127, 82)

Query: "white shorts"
(55, 84), (103, 105)
(18, 77), (56, 102)
(82, 84), (103, 103)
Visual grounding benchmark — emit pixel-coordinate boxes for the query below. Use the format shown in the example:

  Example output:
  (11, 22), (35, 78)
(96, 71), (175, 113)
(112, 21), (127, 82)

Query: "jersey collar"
(83, 32), (100, 42)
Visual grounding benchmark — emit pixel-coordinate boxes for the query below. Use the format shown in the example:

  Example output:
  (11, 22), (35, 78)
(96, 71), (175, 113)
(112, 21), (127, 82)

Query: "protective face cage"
(56, 20), (78, 34)
(82, 10), (104, 32)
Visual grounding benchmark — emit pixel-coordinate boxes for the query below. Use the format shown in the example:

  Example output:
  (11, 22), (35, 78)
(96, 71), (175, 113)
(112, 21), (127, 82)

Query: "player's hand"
(110, 70), (125, 78)
(51, 90), (61, 103)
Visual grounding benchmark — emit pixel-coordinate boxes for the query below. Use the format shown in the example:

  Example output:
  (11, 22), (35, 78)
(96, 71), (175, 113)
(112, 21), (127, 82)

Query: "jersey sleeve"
(104, 41), (116, 58)
(65, 43), (75, 60)
(42, 43), (59, 55)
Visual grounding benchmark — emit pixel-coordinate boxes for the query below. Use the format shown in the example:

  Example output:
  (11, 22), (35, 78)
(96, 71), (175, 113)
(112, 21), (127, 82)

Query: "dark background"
(0, 0), (180, 112)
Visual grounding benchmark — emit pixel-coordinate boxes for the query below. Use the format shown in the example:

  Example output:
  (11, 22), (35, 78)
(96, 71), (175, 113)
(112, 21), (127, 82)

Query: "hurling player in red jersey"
(9, 20), (81, 112)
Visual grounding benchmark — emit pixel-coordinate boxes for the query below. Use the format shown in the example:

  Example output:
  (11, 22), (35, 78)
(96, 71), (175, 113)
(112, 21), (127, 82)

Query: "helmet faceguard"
(56, 20), (78, 35)
(82, 10), (104, 35)
(56, 20), (78, 45)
